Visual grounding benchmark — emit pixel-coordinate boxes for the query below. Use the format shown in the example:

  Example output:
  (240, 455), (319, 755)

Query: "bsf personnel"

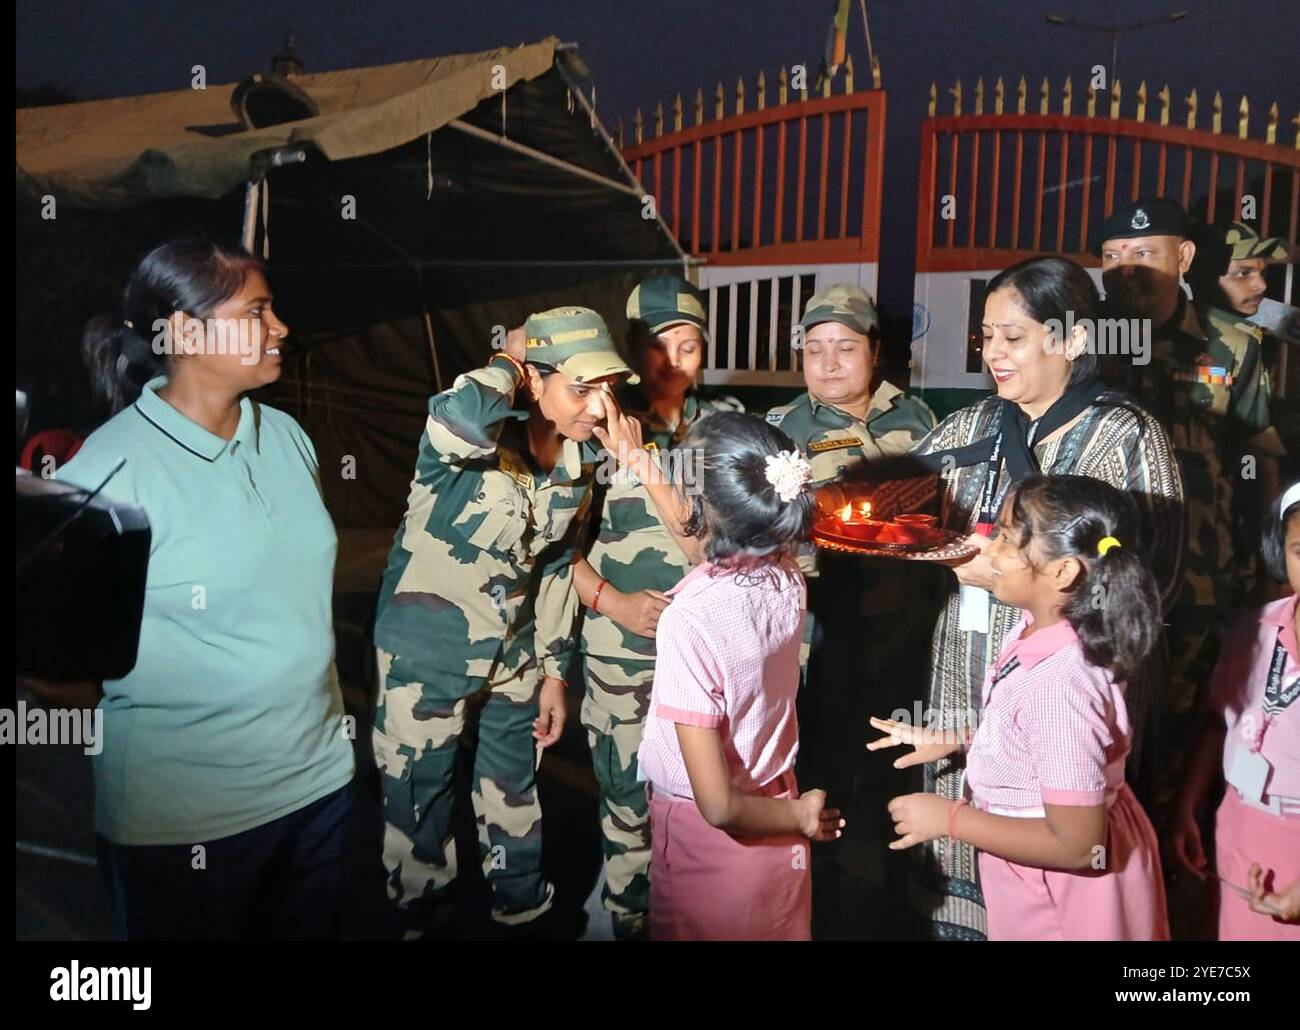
(371, 308), (636, 938)
(572, 276), (741, 940)
(1098, 198), (1286, 814)
(766, 283), (937, 937)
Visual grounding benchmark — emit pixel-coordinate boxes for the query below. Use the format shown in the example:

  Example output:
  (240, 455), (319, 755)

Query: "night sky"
(17, 0), (1300, 317)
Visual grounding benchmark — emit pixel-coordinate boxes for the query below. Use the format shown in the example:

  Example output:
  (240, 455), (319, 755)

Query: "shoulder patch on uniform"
(765, 411), (785, 424)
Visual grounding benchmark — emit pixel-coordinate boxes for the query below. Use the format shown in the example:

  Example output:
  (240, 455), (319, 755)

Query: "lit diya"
(814, 495), (950, 551)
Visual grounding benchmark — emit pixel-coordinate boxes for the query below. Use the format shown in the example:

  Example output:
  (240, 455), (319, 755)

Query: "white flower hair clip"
(764, 449), (813, 503)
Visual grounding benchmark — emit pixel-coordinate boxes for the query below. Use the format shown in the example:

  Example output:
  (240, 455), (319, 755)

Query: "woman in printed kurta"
(905, 257), (1184, 940)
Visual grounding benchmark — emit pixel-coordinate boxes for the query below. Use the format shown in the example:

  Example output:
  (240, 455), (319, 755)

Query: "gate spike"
(1062, 76), (1073, 117)
(633, 107), (643, 144)
(974, 77), (984, 115)
(1158, 84), (1170, 126)
(927, 82), (936, 118)
(1136, 81), (1147, 122)
(1016, 76), (1027, 115)
(1086, 81), (1096, 117)
(1185, 88), (1198, 130)
(844, 55), (854, 93)
(714, 81), (724, 120)
(1212, 91), (1223, 133)
(1110, 79), (1122, 120)
(695, 87), (704, 126)
(1238, 95), (1250, 140)
(1039, 76), (1050, 115)
(779, 66), (788, 106)
(1266, 101), (1278, 145)
(950, 79), (963, 116)
(757, 70), (767, 110)
(736, 75), (745, 115)
(673, 93), (683, 132)
(994, 77), (1005, 115)
(654, 100), (663, 138)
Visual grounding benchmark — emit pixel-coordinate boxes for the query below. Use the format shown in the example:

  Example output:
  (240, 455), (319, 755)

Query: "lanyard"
(1252, 638), (1298, 750)
(986, 655), (1021, 702)
(973, 423), (1039, 536)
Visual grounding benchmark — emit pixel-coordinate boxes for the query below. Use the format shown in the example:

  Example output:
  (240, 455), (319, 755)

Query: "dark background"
(17, 0), (1300, 327)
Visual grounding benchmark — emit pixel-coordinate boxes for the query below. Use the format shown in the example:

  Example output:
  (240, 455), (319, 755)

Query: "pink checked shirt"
(1209, 594), (1300, 801)
(637, 561), (805, 801)
(965, 614), (1130, 815)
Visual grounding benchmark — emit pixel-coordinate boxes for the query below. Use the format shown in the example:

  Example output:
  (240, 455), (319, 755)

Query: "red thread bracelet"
(591, 578), (608, 614)
(948, 798), (969, 841)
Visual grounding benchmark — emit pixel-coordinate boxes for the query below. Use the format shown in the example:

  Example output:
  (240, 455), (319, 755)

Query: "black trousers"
(96, 781), (354, 941)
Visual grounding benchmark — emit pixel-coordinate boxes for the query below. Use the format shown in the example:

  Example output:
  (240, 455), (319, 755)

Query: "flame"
(839, 503), (853, 522)
(859, 500), (873, 518)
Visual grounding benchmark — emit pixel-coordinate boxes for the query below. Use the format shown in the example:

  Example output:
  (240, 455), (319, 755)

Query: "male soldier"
(573, 276), (741, 940)
(371, 308), (636, 939)
(1097, 198), (1284, 814)
(766, 283), (937, 937)
(1188, 220), (1293, 588)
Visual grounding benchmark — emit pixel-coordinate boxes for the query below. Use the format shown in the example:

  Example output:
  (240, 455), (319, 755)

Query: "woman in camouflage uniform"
(572, 276), (740, 940)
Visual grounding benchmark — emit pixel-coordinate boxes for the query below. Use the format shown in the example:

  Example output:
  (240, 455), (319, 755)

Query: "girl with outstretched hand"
(871, 475), (1168, 940)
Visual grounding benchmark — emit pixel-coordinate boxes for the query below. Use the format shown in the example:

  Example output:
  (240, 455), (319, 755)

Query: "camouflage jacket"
(764, 380), (937, 486)
(1105, 297), (1281, 605)
(579, 387), (742, 663)
(373, 355), (594, 684)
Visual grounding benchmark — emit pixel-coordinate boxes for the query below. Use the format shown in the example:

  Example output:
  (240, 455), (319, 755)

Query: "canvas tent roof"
(17, 37), (572, 209)
(17, 38), (687, 532)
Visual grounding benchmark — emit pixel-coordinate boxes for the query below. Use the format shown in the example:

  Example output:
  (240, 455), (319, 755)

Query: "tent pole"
(241, 180), (261, 252)
(550, 57), (690, 266)
(445, 118), (644, 199)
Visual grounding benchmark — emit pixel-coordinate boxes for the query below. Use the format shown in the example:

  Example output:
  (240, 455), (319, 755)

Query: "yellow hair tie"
(1096, 536), (1122, 557)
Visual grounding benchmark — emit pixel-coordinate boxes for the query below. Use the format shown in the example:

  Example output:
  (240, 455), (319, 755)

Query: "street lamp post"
(1045, 10), (1189, 87)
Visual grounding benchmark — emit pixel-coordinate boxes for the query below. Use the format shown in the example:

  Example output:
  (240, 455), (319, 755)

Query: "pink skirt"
(979, 783), (1169, 941)
(648, 780), (811, 941)
(1215, 788), (1300, 941)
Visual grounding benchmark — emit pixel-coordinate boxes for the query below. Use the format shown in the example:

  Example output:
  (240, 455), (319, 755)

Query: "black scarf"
(916, 375), (1107, 527)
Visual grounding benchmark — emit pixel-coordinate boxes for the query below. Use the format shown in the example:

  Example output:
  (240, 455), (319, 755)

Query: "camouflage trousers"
(579, 654), (653, 939)
(372, 648), (554, 927)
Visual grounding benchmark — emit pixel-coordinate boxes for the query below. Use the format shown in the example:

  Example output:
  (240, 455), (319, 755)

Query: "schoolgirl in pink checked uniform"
(872, 475), (1168, 940)
(604, 412), (845, 941)
(1170, 482), (1300, 939)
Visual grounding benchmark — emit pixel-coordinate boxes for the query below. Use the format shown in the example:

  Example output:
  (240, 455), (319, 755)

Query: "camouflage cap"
(626, 276), (710, 339)
(799, 283), (880, 336)
(524, 306), (639, 384)
(1222, 221), (1291, 262)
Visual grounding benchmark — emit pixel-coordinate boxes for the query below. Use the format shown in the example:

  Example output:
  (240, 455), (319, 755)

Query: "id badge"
(958, 584), (990, 634)
(1225, 745), (1271, 804)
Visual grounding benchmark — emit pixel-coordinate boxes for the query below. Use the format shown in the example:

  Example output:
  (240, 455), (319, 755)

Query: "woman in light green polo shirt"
(57, 238), (354, 940)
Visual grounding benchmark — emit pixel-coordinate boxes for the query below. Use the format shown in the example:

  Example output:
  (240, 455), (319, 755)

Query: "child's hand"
(605, 587), (672, 637)
(886, 792), (951, 849)
(1247, 864), (1300, 922)
(867, 716), (962, 768)
(592, 387), (650, 478)
(1165, 807), (1208, 880)
(532, 675), (567, 748)
(796, 789), (844, 841)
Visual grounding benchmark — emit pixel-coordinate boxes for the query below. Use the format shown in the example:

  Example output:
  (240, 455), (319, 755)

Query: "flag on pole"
(815, 0), (852, 91)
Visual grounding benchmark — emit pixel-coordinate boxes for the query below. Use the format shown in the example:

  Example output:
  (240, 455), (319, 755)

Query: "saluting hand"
(504, 325), (527, 363)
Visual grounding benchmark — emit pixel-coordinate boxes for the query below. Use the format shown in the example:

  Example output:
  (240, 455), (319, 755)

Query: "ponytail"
(82, 314), (166, 416)
(1009, 475), (1162, 682)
